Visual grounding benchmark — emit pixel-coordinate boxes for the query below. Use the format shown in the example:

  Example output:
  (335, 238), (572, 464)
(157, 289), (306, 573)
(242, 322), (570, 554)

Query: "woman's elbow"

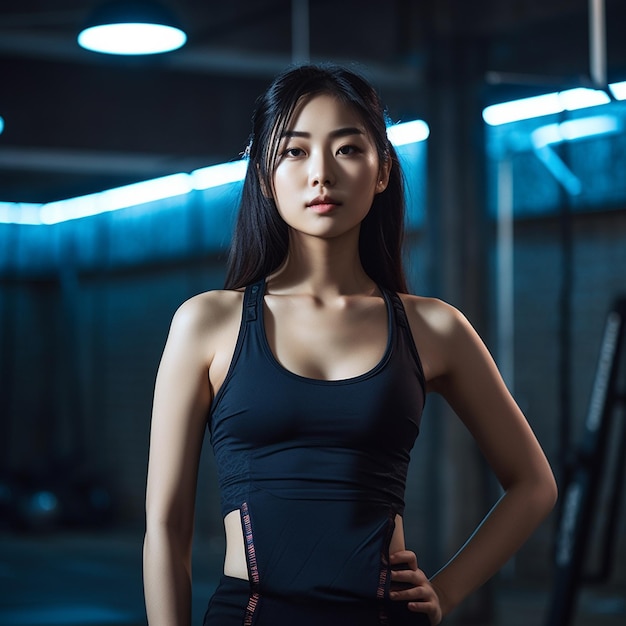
(531, 468), (559, 520)
(145, 511), (194, 543)
(507, 464), (558, 524)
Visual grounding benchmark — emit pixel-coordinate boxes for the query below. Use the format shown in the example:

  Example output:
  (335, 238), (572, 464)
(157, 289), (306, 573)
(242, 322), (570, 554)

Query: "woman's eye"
(284, 147), (304, 157)
(337, 145), (359, 155)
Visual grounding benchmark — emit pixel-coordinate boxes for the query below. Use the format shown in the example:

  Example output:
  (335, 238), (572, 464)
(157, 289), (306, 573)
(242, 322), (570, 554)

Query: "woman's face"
(271, 94), (390, 241)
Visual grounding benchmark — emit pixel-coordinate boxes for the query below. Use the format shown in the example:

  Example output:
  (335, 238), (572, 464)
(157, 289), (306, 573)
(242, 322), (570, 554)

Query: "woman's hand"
(389, 550), (443, 625)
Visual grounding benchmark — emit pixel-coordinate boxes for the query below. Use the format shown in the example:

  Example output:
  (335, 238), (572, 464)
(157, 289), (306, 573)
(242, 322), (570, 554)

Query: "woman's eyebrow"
(281, 127), (365, 139)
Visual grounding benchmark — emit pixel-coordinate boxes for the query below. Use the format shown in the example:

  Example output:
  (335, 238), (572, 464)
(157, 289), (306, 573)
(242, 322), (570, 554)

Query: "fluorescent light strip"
(191, 160), (249, 190)
(78, 23), (187, 55)
(610, 81), (626, 100)
(39, 173), (193, 224)
(483, 80), (626, 126)
(0, 119), (428, 225)
(0, 203), (43, 225)
(386, 119), (430, 145)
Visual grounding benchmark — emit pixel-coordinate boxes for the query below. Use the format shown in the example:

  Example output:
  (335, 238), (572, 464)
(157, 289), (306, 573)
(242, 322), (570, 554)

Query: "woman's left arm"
(399, 298), (558, 619)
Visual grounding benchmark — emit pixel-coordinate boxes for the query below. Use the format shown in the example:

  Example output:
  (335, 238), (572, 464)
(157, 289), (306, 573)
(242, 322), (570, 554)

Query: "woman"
(143, 64), (557, 626)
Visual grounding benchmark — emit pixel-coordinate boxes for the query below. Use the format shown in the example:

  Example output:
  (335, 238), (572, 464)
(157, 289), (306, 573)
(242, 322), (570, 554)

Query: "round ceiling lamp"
(78, 1), (187, 55)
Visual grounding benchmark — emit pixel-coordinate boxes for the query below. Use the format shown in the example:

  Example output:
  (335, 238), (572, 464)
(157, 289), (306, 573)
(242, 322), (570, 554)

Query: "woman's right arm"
(143, 296), (214, 626)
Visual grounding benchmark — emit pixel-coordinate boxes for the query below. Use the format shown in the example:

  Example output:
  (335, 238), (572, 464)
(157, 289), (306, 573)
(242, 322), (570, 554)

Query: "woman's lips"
(307, 197), (341, 214)
(308, 202), (339, 214)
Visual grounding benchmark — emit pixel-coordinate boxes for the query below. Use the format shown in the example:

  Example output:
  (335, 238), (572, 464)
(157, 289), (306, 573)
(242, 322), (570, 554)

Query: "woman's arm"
(397, 297), (558, 620)
(143, 297), (214, 626)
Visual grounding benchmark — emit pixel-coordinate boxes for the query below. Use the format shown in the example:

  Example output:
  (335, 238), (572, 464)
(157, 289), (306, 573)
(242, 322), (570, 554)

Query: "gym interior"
(1, 1), (625, 624)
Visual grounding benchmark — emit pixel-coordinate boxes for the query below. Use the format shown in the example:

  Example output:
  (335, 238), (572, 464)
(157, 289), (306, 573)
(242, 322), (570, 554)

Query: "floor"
(0, 529), (624, 626)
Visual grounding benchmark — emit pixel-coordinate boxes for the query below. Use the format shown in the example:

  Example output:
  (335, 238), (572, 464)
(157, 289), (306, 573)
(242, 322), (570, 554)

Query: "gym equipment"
(546, 297), (626, 625)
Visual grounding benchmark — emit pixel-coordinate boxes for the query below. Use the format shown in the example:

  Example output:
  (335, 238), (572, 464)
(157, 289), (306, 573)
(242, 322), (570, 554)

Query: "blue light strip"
(483, 80), (626, 126)
(0, 119), (429, 225)
(39, 173), (193, 224)
(0, 203), (42, 225)
(386, 119), (430, 145)
(610, 81), (626, 100)
(190, 160), (249, 191)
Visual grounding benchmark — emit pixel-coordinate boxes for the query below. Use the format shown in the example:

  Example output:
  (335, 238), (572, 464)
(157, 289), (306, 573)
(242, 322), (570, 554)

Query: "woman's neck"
(268, 230), (375, 298)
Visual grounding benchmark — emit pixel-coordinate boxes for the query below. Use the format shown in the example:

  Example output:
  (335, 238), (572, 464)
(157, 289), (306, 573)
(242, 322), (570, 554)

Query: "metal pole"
(496, 155), (516, 580)
(496, 157), (515, 394)
(589, 0), (607, 87)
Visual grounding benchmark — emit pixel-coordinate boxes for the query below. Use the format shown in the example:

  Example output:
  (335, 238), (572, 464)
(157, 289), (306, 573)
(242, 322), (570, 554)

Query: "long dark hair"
(224, 63), (408, 293)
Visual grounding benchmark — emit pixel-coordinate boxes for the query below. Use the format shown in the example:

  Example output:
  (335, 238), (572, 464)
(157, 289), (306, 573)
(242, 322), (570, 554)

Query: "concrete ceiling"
(1, 0), (625, 203)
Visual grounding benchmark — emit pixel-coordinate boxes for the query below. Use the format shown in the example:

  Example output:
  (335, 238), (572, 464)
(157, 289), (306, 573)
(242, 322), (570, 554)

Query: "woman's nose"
(309, 150), (335, 187)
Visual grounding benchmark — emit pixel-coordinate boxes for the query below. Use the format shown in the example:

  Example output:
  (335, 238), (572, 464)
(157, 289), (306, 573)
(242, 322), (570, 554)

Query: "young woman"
(143, 64), (557, 626)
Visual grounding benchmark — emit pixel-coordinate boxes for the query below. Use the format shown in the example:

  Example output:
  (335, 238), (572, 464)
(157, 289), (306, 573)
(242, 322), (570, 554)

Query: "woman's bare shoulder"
(168, 289), (244, 342)
(398, 293), (466, 339)
(398, 294), (476, 383)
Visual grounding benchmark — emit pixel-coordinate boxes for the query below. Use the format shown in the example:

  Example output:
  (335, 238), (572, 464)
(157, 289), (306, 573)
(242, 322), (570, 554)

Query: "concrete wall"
(510, 210), (626, 586)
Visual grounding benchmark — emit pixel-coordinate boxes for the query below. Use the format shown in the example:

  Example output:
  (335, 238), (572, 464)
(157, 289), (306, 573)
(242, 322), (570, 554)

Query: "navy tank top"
(208, 279), (426, 622)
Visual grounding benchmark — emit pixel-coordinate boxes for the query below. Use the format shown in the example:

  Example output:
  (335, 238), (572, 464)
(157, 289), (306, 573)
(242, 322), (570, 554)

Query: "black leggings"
(203, 575), (430, 626)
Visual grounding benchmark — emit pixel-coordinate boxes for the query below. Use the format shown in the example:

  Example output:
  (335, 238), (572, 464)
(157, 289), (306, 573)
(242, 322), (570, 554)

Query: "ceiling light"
(40, 174), (193, 224)
(78, 1), (187, 56)
(191, 161), (249, 191)
(609, 80), (626, 100)
(386, 119), (430, 145)
(483, 82), (626, 126)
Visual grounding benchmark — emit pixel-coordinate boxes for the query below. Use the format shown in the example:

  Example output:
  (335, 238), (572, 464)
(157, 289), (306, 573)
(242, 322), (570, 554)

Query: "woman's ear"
(375, 156), (392, 194)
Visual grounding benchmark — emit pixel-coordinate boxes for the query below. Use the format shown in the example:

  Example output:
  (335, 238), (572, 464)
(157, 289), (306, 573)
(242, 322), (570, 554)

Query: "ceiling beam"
(0, 146), (213, 176)
(0, 30), (422, 89)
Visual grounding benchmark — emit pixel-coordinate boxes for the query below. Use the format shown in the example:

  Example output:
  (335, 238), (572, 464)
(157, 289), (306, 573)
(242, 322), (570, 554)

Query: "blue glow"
(191, 160), (249, 190)
(531, 115), (621, 148)
(0, 116), (4, 135)
(559, 87), (611, 110)
(0, 202), (43, 225)
(40, 173), (193, 224)
(483, 93), (563, 125)
(0, 119), (427, 225)
(78, 23), (187, 55)
(483, 82), (625, 126)
(610, 80), (626, 100)
(386, 119), (430, 145)
(31, 490), (59, 513)
(533, 146), (582, 196)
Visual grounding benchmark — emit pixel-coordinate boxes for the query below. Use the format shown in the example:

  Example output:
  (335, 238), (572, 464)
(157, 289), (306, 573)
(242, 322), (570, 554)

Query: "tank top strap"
(385, 289), (427, 397)
(385, 289), (410, 334)
(243, 278), (266, 323)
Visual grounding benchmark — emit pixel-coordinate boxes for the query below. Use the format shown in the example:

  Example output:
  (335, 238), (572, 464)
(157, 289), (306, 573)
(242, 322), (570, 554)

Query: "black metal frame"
(546, 297), (626, 625)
